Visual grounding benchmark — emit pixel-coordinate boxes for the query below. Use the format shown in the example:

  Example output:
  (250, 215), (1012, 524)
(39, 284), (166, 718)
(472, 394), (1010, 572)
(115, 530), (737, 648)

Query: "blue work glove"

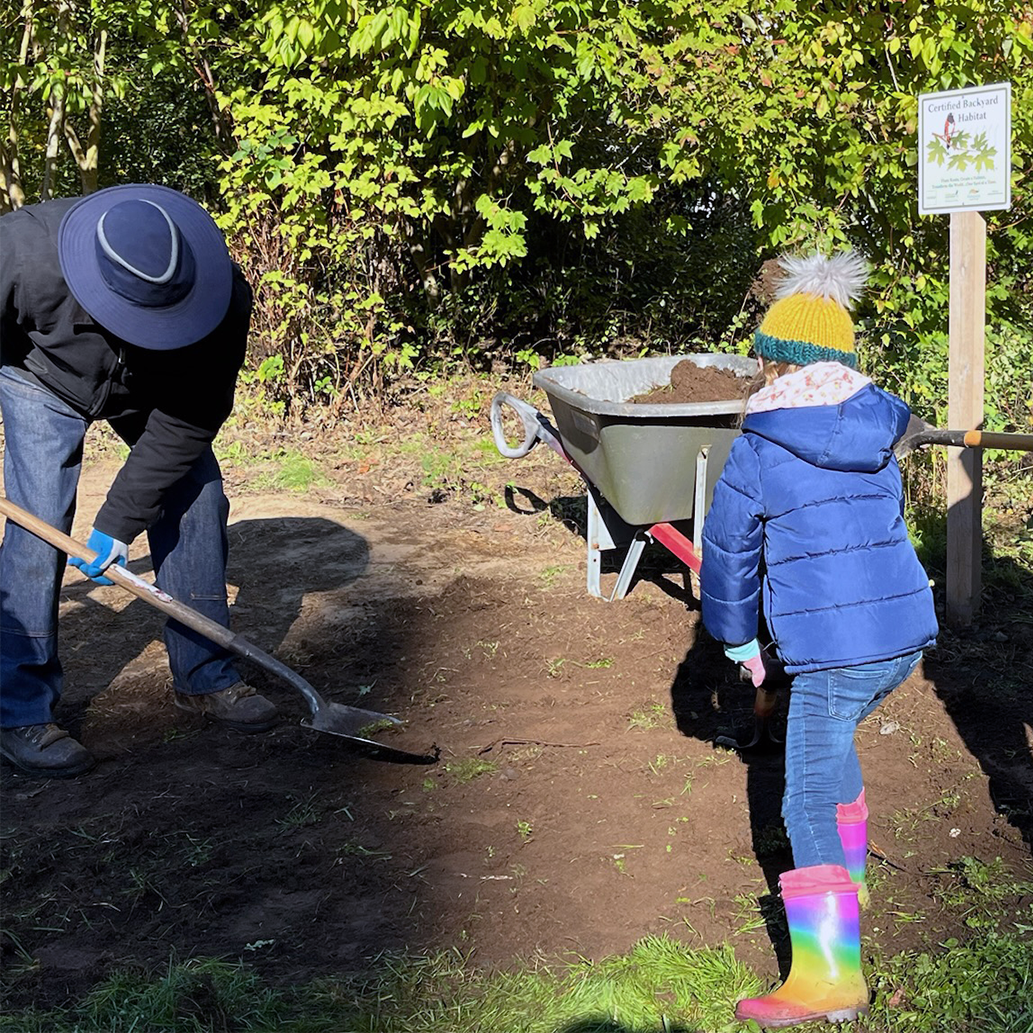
(68, 528), (129, 586)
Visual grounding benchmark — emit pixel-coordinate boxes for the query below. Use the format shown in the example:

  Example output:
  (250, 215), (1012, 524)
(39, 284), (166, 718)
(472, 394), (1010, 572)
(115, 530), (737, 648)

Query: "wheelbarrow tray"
(533, 354), (754, 526)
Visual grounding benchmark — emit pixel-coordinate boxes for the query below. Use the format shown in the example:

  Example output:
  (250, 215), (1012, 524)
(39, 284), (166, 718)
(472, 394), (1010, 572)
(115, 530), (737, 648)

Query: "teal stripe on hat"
(753, 330), (858, 369)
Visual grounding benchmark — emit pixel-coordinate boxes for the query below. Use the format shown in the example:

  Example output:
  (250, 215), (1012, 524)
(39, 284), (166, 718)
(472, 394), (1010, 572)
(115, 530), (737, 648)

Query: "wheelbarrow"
(491, 353), (781, 748)
(492, 354), (755, 601)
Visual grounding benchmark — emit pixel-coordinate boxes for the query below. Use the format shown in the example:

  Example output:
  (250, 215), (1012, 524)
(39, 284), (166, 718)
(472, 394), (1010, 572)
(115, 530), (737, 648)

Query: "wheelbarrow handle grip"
(896, 424), (1033, 457)
(490, 391), (568, 460)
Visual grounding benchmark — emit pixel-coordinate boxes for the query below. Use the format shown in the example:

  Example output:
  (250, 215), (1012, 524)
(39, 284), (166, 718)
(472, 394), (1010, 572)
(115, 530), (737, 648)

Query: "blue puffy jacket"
(700, 381), (938, 673)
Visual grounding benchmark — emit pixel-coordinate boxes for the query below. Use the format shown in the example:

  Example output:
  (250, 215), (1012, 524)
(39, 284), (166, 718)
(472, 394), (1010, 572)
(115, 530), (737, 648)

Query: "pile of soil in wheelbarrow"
(630, 360), (751, 404)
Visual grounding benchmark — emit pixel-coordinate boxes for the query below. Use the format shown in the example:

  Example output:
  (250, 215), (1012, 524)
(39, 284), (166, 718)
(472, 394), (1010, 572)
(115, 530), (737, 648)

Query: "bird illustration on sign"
(926, 112), (996, 171)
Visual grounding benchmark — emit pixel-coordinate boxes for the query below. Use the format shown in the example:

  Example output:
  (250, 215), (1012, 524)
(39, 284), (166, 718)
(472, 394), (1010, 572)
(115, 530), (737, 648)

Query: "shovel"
(0, 496), (439, 764)
(895, 417), (1033, 459)
(714, 646), (787, 752)
(714, 673), (784, 752)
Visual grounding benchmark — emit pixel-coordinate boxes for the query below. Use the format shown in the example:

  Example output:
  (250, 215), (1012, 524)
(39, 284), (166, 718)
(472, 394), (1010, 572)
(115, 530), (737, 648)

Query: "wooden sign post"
(946, 212), (985, 626)
(919, 82), (1011, 627)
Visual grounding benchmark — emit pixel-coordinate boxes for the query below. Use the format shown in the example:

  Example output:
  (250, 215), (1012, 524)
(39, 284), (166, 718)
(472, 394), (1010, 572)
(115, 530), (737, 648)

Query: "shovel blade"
(305, 701), (401, 738)
(301, 702), (440, 764)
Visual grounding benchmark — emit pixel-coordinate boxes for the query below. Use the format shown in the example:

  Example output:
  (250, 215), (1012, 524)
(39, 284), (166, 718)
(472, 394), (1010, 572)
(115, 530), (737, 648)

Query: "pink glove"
(741, 654), (767, 688)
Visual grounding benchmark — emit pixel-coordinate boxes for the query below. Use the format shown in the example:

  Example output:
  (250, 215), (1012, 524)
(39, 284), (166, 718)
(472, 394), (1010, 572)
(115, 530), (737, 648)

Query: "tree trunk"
(41, 79), (66, 200)
(84, 25), (105, 192)
(0, 141), (13, 213)
(40, 0), (73, 201)
(2, 1), (35, 211)
(64, 27), (105, 194)
(406, 225), (440, 301)
(174, 0), (235, 148)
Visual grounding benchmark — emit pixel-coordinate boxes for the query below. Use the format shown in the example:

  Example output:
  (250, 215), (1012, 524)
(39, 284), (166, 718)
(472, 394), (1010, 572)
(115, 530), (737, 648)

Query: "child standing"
(699, 251), (938, 1027)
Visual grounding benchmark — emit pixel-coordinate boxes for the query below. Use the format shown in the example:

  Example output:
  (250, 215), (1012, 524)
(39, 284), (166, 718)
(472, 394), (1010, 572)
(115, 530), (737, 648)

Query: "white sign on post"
(917, 81), (1012, 625)
(918, 82), (1011, 215)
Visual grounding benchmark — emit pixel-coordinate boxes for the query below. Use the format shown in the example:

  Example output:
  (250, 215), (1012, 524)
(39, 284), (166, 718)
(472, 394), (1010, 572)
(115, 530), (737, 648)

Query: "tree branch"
(174, 0), (235, 147)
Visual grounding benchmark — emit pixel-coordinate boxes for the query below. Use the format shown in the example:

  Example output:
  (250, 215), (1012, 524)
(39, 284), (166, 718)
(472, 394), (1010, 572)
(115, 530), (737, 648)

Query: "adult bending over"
(1, 184), (278, 778)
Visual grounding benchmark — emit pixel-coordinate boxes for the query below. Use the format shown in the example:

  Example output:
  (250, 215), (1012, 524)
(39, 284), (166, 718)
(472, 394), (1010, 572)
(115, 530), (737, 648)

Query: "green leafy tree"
(208, 1), (1030, 403)
(1, 0), (235, 210)
(209, 1), (756, 399)
(2, 0), (1029, 426)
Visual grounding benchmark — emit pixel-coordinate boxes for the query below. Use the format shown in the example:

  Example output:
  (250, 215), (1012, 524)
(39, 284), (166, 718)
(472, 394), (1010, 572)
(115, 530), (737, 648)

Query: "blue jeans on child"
(0, 366), (240, 728)
(782, 651), (923, 869)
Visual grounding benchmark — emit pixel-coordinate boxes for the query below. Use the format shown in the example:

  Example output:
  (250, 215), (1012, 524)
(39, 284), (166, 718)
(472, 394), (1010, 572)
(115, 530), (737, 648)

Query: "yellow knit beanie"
(754, 251), (868, 369)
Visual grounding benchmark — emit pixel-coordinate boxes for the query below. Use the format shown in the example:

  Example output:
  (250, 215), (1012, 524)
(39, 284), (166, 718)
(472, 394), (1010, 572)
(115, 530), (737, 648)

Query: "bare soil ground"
(2, 375), (1032, 1015)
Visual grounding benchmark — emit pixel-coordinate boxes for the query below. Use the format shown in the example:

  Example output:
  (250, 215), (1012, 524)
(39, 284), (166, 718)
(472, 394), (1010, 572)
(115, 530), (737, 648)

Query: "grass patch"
(252, 450), (332, 492)
(627, 701), (670, 731)
(929, 855), (1033, 930)
(0, 937), (758, 1033)
(1, 955), (289, 1033)
(5, 929), (1033, 1032)
(871, 930), (1033, 1032)
(539, 564), (572, 589)
(442, 757), (498, 784)
(212, 439), (336, 492)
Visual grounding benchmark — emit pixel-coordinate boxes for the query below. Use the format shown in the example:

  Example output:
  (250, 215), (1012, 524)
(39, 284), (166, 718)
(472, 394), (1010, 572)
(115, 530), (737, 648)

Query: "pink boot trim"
(836, 788), (868, 824)
(836, 790), (870, 907)
(778, 863), (854, 897)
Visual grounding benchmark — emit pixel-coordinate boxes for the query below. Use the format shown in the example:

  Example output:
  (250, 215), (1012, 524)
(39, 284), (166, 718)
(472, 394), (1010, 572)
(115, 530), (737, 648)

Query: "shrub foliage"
(3, 1), (1031, 432)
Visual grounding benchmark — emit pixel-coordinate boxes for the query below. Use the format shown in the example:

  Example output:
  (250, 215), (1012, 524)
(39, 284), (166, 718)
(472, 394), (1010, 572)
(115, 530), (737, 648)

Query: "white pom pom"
(774, 251), (869, 310)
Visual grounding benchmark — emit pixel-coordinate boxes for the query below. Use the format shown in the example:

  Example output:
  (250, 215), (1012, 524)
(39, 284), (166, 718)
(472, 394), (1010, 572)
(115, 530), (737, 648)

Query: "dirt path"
(2, 421), (1032, 1011)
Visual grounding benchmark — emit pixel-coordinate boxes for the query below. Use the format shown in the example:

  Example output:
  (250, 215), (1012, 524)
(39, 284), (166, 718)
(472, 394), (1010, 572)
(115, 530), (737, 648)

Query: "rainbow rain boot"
(837, 790), (870, 908)
(735, 865), (868, 1028)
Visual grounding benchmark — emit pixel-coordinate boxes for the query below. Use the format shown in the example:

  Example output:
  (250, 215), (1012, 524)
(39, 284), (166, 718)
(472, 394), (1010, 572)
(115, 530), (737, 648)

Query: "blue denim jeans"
(782, 651), (923, 869)
(0, 367), (240, 728)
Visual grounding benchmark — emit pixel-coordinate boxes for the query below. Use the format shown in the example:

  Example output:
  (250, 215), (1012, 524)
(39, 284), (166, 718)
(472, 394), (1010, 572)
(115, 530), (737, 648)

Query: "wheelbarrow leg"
(610, 536), (648, 601)
(586, 489), (643, 601)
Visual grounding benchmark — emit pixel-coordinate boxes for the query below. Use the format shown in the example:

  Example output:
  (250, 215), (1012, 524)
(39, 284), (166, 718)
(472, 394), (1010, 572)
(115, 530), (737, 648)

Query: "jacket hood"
(742, 383), (911, 472)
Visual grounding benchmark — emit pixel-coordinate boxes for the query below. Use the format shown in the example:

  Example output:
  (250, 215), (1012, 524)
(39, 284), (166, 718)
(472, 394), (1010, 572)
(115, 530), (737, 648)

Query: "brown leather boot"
(174, 682), (278, 733)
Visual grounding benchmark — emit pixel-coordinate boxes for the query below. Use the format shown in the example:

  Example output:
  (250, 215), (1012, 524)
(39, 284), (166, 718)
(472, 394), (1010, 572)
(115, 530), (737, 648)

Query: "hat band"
(753, 330), (858, 369)
(95, 225), (197, 308)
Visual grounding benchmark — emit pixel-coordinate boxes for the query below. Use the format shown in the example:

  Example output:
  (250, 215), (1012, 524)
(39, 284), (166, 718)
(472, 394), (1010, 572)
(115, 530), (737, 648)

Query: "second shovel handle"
(961, 430), (1033, 451)
(752, 687), (779, 720)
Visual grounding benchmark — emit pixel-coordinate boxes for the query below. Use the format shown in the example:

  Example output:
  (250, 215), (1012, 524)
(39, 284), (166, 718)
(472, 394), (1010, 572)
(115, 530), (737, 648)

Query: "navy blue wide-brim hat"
(58, 184), (233, 350)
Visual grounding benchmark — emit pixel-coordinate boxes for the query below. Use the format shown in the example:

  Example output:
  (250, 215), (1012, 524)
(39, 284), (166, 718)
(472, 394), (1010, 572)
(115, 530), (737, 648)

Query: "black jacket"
(0, 197), (251, 542)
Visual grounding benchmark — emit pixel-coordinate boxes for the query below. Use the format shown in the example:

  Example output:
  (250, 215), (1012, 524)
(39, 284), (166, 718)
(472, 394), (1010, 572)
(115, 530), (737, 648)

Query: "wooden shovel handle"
(0, 495), (238, 651)
(0, 496), (427, 744)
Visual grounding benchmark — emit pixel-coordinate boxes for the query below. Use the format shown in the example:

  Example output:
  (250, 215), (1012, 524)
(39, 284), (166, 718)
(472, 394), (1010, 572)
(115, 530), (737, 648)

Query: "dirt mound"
(631, 360), (751, 404)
